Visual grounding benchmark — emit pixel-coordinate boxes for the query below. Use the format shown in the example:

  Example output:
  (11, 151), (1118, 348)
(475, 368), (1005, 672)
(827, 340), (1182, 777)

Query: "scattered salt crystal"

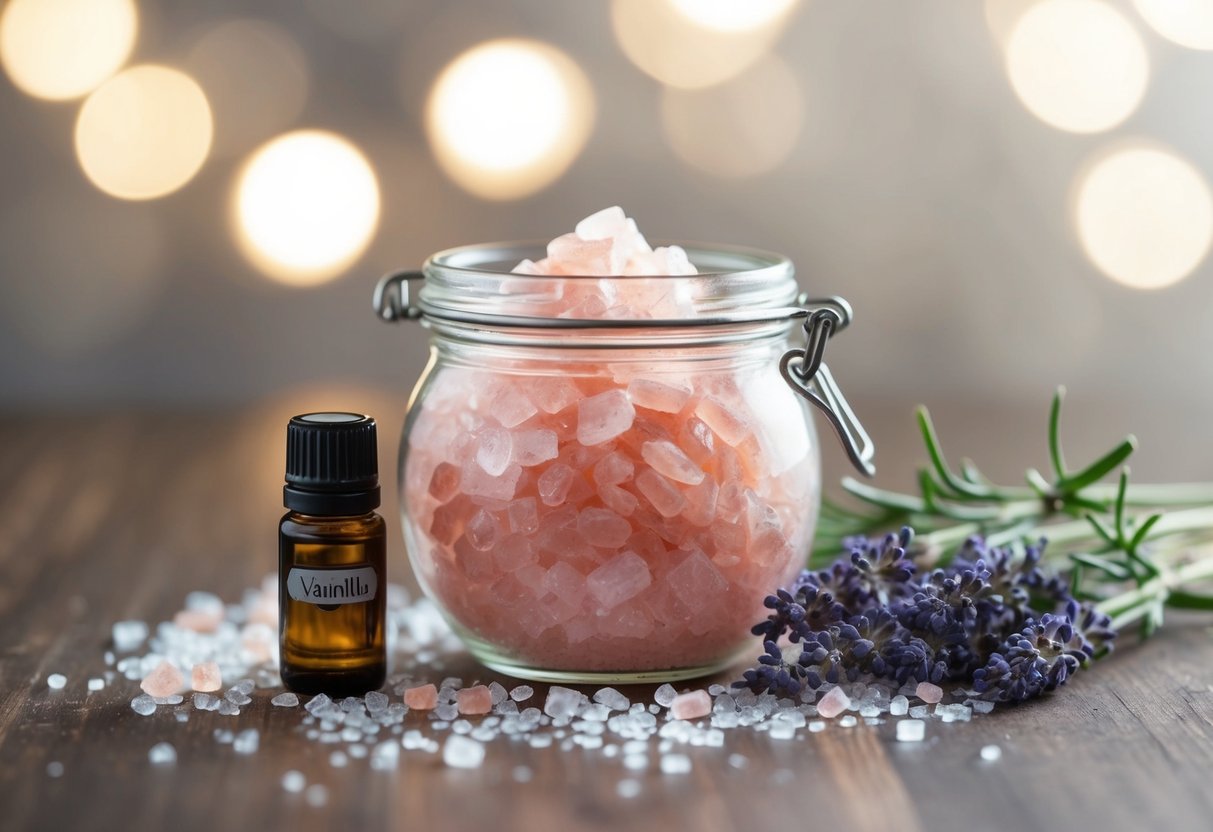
(148, 742), (177, 765)
(140, 661), (184, 698)
(916, 682), (943, 704)
(980, 744), (1002, 762)
(897, 719), (926, 742)
(46, 674), (67, 690)
(233, 729), (260, 754)
(46, 761), (64, 778)
(365, 691), (390, 713)
(889, 695), (909, 716)
(404, 684), (438, 710)
(660, 754), (692, 775)
(191, 662), (222, 693)
(616, 779), (642, 799)
(305, 784), (329, 808)
(544, 686), (585, 720)
(670, 690), (712, 721)
(131, 694), (157, 716)
(817, 687), (851, 719)
(87, 677), (105, 692)
(282, 771), (306, 793)
(593, 687), (631, 712)
(112, 620), (149, 652)
(443, 735), (486, 769)
(272, 692), (299, 708)
(654, 684), (677, 707)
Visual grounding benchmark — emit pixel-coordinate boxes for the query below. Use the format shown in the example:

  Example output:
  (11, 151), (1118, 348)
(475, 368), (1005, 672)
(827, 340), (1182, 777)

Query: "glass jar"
(374, 242), (874, 683)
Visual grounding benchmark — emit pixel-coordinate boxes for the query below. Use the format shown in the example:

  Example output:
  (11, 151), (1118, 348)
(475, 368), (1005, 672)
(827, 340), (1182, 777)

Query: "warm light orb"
(612, 0), (790, 89)
(0, 0), (137, 100)
(1074, 146), (1213, 290)
(669, 0), (798, 33)
(75, 65), (213, 200)
(1132, 0), (1213, 50)
(426, 39), (594, 201)
(1005, 0), (1148, 133)
(234, 130), (381, 285)
(661, 56), (803, 178)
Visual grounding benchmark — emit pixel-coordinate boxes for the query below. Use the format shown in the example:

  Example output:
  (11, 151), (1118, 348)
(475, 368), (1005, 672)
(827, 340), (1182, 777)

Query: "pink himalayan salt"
(627, 378), (693, 414)
(670, 690), (712, 720)
(141, 661), (185, 698)
(577, 390), (635, 446)
(817, 686), (851, 719)
(404, 684), (439, 710)
(916, 682), (943, 704)
(191, 661), (222, 693)
(456, 685), (493, 715)
(641, 440), (705, 485)
(174, 609), (222, 633)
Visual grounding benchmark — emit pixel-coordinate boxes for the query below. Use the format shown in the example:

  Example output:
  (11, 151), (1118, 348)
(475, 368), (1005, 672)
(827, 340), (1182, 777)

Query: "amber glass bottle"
(279, 413), (386, 696)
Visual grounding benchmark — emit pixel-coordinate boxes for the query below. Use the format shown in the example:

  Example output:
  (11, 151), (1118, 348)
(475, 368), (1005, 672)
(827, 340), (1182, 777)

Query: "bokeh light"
(75, 65), (213, 200)
(1005, 0), (1148, 134)
(186, 20), (309, 158)
(426, 39), (594, 201)
(233, 130), (381, 286)
(660, 56), (803, 178)
(1074, 145), (1213, 290)
(0, 0), (137, 101)
(668, 0), (799, 33)
(1132, 0), (1213, 50)
(612, 0), (789, 89)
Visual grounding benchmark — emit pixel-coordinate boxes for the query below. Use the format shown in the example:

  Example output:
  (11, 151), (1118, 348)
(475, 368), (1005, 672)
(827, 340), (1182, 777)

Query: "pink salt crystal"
(592, 451), (634, 487)
(527, 378), (581, 414)
(464, 508), (500, 551)
(627, 378), (693, 413)
(141, 661), (185, 698)
(538, 463), (576, 506)
(670, 690), (712, 720)
(404, 684), (439, 710)
(428, 462), (461, 503)
(191, 661), (222, 693)
(576, 507), (633, 548)
(634, 468), (687, 518)
(695, 396), (750, 446)
(456, 685), (494, 715)
(512, 429), (558, 466)
(600, 484), (639, 517)
(574, 205), (628, 240)
(641, 440), (705, 485)
(817, 686), (851, 719)
(577, 390), (635, 446)
(174, 609), (222, 633)
(475, 428), (513, 476)
(586, 552), (652, 609)
(507, 497), (539, 534)
(916, 682), (943, 704)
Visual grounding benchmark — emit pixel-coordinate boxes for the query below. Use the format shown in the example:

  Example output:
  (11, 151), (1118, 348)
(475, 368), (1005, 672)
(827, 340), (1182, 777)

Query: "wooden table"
(2, 395), (1211, 832)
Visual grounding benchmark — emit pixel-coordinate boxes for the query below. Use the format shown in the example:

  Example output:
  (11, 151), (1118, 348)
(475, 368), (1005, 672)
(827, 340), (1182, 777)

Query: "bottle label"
(287, 566), (378, 606)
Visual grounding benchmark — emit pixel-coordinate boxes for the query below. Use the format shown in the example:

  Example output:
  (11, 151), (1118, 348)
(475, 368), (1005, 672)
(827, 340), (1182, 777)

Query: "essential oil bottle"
(279, 412), (386, 696)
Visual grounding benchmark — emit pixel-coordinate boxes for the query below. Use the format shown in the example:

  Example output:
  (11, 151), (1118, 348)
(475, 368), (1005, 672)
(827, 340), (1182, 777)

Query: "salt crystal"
(577, 390), (635, 446)
(112, 620), (149, 652)
(305, 785), (329, 808)
(148, 742), (177, 765)
(88, 677), (104, 692)
(141, 661), (184, 698)
(889, 695), (909, 716)
(510, 685), (534, 702)
(544, 686), (585, 719)
(443, 735), (486, 769)
(46, 761), (64, 778)
(191, 662), (222, 692)
(593, 688), (631, 712)
(817, 687), (851, 719)
(233, 729), (260, 754)
(46, 674), (67, 690)
(365, 691), (389, 713)
(670, 690), (712, 721)
(916, 682), (943, 704)
(654, 684), (677, 707)
(897, 719), (926, 742)
(404, 684), (438, 710)
(980, 744), (1002, 762)
(660, 754), (692, 775)
(616, 779), (642, 799)
(131, 694), (157, 716)
(282, 770), (306, 793)
(457, 686), (493, 715)
(272, 692), (299, 708)
(641, 440), (704, 485)
(475, 427), (513, 476)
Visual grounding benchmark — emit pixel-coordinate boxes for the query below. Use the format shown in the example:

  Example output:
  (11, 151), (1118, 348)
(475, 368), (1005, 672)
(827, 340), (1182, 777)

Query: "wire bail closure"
(779, 297), (876, 477)
(374, 272), (876, 476)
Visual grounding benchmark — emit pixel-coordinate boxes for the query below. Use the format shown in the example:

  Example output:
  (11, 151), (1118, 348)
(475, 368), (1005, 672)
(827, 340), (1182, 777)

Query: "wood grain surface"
(1, 397), (1211, 832)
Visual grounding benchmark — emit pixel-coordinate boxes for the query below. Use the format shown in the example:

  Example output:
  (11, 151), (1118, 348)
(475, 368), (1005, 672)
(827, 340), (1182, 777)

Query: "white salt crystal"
(281, 770), (306, 793)
(88, 677), (105, 692)
(889, 695), (909, 716)
(305, 784), (329, 808)
(543, 686), (585, 719)
(47, 674), (67, 690)
(443, 735), (486, 769)
(46, 761), (64, 778)
(112, 620), (149, 652)
(131, 694), (157, 716)
(593, 687), (631, 712)
(272, 692), (299, 707)
(365, 691), (389, 713)
(148, 742), (177, 765)
(616, 779), (642, 799)
(660, 754), (692, 775)
(233, 729), (260, 754)
(980, 744), (1002, 762)
(896, 719), (926, 742)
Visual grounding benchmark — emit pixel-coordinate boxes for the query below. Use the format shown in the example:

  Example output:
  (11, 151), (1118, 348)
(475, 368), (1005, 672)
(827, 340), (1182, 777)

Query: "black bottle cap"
(284, 413), (381, 516)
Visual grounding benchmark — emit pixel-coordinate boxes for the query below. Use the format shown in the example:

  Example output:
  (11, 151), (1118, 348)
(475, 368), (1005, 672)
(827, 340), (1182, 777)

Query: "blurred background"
(2, 0), (1212, 486)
